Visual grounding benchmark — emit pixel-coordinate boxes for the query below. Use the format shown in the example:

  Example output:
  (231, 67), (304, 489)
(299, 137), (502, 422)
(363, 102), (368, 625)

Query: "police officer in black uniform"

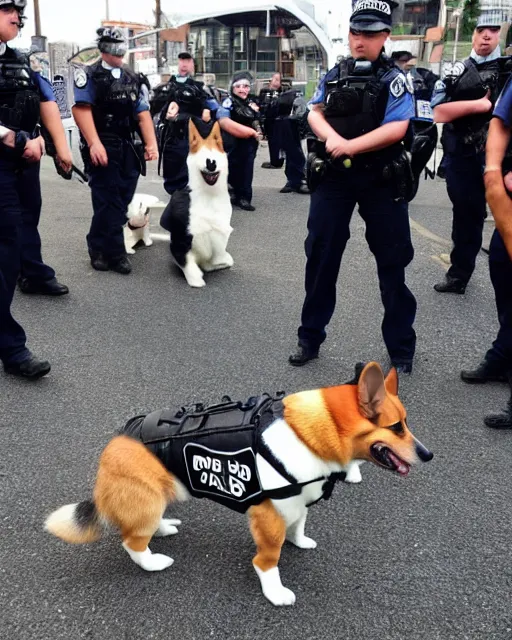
(217, 71), (262, 211)
(72, 27), (158, 274)
(432, 16), (510, 295)
(0, 0), (73, 378)
(157, 52), (219, 195)
(289, 0), (417, 374)
(259, 72), (284, 169)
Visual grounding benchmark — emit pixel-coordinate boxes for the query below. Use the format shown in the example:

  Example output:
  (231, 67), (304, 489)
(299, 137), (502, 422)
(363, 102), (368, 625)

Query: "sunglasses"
(476, 26), (500, 33)
(350, 28), (389, 36)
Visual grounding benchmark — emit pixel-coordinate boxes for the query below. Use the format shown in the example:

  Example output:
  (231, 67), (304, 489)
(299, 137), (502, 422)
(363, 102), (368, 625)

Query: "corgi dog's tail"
(45, 499), (103, 544)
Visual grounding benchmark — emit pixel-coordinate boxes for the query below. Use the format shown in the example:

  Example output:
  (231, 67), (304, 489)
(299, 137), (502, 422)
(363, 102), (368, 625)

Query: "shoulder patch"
(434, 79), (446, 92)
(389, 74), (405, 98)
(74, 67), (88, 89)
(222, 97), (232, 109)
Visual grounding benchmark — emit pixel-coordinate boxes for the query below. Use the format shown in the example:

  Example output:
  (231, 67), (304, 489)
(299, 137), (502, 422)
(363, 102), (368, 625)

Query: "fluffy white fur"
(180, 139), (233, 288)
(124, 193), (167, 255)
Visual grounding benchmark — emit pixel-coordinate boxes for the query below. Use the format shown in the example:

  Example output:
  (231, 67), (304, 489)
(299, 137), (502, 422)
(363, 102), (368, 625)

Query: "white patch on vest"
(450, 61), (465, 77)
(74, 68), (87, 89)
(416, 99), (433, 120)
(0, 43), (6, 56)
(353, 0), (391, 14)
(434, 79), (446, 92)
(222, 97), (232, 109)
(405, 72), (415, 94)
(390, 74), (405, 98)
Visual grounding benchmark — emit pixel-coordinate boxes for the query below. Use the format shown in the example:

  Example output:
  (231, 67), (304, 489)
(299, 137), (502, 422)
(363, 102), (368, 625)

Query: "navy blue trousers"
(444, 151), (486, 284)
(298, 168), (417, 364)
(277, 119), (306, 188)
(163, 138), (189, 195)
(87, 141), (140, 259)
(228, 138), (258, 203)
(485, 229), (512, 367)
(264, 117), (284, 168)
(0, 158), (53, 365)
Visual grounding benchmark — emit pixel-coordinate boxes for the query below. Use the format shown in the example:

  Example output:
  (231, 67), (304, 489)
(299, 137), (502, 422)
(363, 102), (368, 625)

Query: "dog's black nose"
(414, 437), (433, 462)
(206, 158), (217, 173)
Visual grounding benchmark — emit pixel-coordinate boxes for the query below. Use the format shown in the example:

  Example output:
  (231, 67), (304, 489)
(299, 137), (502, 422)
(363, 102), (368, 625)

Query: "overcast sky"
(14, 1), (337, 48)
(16, 0), (156, 47)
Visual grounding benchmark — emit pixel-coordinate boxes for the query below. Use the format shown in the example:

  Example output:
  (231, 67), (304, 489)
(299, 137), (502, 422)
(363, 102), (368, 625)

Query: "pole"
(34, 0), (41, 36)
(106, 0), (110, 21)
(155, 0), (161, 72)
(453, 10), (461, 62)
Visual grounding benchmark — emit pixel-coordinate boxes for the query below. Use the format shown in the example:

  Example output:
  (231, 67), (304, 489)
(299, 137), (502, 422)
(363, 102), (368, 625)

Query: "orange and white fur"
(169, 120), (233, 288)
(123, 194), (166, 255)
(45, 363), (432, 606)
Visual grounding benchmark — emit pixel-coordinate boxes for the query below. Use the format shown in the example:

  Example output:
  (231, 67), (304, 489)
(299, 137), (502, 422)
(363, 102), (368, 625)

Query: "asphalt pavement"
(1, 150), (511, 640)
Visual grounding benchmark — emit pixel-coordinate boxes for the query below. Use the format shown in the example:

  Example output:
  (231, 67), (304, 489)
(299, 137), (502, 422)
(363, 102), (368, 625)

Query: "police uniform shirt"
(309, 63), (414, 125)
(493, 75), (512, 127)
(73, 61), (149, 114)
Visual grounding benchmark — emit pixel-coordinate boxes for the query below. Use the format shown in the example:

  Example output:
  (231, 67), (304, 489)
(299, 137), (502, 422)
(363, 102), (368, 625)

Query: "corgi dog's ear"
(358, 362), (386, 420)
(208, 121), (224, 153)
(385, 367), (398, 396)
(188, 119), (202, 154)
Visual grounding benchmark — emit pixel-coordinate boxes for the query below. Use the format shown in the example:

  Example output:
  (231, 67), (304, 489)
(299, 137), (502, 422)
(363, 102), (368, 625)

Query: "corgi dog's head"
(187, 119), (228, 192)
(284, 362), (433, 476)
(127, 193), (161, 228)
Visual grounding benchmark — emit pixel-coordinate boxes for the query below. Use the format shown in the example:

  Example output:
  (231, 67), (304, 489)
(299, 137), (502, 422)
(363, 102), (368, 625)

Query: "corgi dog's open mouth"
(370, 442), (410, 476)
(201, 170), (220, 186)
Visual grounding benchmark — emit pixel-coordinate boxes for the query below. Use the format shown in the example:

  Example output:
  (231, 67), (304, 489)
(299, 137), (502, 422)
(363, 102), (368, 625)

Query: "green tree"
(461, 0), (480, 36)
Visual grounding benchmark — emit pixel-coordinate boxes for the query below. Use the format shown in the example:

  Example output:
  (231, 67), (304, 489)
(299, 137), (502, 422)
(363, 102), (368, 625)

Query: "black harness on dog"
(121, 394), (346, 514)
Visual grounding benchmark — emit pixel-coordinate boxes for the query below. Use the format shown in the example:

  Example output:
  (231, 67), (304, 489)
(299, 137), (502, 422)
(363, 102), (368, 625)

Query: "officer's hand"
(56, 146), (73, 173)
(479, 89), (493, 114)
(201, 109), (211, 123)
(22, 136), (45, 163)
(144, 144), (159, 162)
(325, 133), (351, 159)
(249, 102), (260, 112)
(166, 101), (179, 120)
(90, 142), (108, 167)
(1, 130), (15, 148)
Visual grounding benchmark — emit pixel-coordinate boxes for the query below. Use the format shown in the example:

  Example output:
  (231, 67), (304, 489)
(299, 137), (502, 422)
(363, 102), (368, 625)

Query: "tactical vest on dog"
(121, 394), (346, 514)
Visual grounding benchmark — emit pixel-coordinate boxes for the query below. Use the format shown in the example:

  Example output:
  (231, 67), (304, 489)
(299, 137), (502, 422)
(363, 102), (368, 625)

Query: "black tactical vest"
(230, 94), (259, 127)
(89, 61), (140, 136)
(323, 56), (392, 140)
(120, 394), (346, 514)
(0, 47), (40, 134)
(442, 56), (508, 151)
(168, 76), (206, 118)
(259, 87), (281, 119)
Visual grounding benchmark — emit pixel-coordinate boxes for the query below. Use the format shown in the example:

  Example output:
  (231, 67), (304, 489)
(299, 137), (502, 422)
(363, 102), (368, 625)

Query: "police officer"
(158, 52), (218, 195)
(432, 16), (507, 294)
(0, 0), (73, 378)
(259, 72), (284, 169)
(72, 27), (158, 274)
(275, 88), (310, 194)
(218, 71), (262, 212)
(289, 0), (417, 374)
(461, 74), (512, 421)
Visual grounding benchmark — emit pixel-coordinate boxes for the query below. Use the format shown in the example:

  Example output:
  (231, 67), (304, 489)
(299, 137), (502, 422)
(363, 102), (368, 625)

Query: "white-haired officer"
(72, 27), (158, 274)
(217, 71), (262, 211)
(289, 0), (417, 374)
(0, 0), (73, 379)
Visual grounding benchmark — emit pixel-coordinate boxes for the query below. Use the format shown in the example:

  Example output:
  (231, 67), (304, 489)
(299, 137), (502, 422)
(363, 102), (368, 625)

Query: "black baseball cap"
(178, 52), (193, 60)
(350, 0), (398, 32)
(391, 50), (413, 62)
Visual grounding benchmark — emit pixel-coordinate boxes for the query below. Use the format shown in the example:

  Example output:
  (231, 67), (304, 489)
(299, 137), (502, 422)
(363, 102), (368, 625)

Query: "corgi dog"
(123, 193), (167, 255)
(44, 362), (432, 607)
(160, 119), (233, 288)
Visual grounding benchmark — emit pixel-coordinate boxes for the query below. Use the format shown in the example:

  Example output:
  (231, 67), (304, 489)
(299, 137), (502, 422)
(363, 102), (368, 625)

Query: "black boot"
(434, 276), (466, 294)
(289, 343), (319, 367)
(109, 255), (132, 274)
(484, 398), (512, 429)
(18, 277), (69, 296)
(4, 356), (51, 379)
(461, 360), (508, 383)
(90, 253), (109, 271)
